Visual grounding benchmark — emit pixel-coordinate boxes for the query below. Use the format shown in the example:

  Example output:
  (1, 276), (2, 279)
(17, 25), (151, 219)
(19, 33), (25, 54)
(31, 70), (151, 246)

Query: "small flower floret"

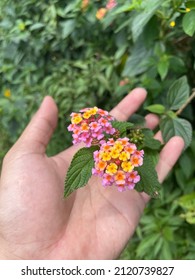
(92, 138), (144, 191)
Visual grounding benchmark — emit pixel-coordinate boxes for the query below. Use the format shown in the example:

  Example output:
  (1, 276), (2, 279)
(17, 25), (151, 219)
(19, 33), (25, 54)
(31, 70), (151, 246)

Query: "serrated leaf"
(167, 76), (190, 110)
(160, 117), (192, 149)
(64, 146), (98, 197)
(135, 153), (161, 198)
(129, 114), (146, 126)
(112, 120), (134, 137)
(144, 148), (160, 166)
(146, 104), (166, 114)
(142, 129), (161, 150)
(182, 10), (195, 37)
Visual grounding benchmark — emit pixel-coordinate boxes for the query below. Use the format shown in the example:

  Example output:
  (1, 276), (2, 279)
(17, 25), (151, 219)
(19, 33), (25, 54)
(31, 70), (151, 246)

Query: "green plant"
(0, 0), (195, 259)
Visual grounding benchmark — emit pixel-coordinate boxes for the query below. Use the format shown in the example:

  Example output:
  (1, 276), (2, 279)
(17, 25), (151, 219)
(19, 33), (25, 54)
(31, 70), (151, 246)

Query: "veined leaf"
(129, 114), (146, 126)
(167, 76), (190, 110)
(160, 117), (192, 149)
(142, 129), (161, 150)
(64, 146), (98, 197)
(144, 148), (159, 166)
(112, 120), (134, 137)
(135, 152), (161, 198)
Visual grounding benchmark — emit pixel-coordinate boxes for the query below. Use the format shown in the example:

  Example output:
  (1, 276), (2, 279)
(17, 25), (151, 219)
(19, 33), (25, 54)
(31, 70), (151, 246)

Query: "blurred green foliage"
(0, 0), (195, 259)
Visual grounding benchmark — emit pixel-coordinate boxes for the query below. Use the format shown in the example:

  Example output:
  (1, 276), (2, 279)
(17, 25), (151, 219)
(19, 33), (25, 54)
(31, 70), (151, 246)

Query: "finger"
(145, 113), (159, 130)
(141, 136), (184, 203)
(14, 96), (58, 154)
(110, 88), (147, 120)
(156, 136), (184, 183)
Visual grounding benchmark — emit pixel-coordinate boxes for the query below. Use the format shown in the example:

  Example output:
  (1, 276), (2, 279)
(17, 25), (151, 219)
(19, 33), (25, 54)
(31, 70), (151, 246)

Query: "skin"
(0, 88), (184, 260)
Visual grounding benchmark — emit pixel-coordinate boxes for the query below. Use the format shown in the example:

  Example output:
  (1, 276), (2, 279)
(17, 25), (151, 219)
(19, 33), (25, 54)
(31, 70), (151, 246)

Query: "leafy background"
(0, 0), (195, 259)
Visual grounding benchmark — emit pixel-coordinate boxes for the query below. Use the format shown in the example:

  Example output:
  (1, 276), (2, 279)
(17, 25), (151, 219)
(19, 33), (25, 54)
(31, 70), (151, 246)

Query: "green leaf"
(161, 240), (173, 260)
(186, 1), (195, 9)
(179, 152), (193, 179)
(64, 146), (98, 197)
(29, 22), (45, 31)
(111, 4), (134, 14)
(137, 234), (160, 257)
(157, 57), (170, 80)
(131, 0), (162, 42)
(61, 20), (75, 39)
(146, 104), (166, 114)
(182, 10), (195, 36)
(112, 120), (134, 137)
(135, 152), (161, 198)
(129, 114), (146, 126)
(142, 129), (162, 150)
(183, 211), (195, 224)
(177, 192), (195, 224)
(167, 76), (190, 110)
(144, 148), (159, 166)
(160, 117), (192, 149)
(122, 36), (152, 77)
(177, 192), (195, 211)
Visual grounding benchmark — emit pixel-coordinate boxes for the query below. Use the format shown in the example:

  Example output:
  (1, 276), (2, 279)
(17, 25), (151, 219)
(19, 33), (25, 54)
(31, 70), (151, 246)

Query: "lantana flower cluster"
(68, 107), (144, 193)
(96, 0), (117, 20)
(92, 137), (144, 192)
(68, 107), (116, 147)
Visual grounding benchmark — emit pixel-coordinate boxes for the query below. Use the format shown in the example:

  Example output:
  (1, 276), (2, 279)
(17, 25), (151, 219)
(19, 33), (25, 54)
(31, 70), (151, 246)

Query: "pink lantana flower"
(68, 107), (116, 147)
(106, 0), (117, 10)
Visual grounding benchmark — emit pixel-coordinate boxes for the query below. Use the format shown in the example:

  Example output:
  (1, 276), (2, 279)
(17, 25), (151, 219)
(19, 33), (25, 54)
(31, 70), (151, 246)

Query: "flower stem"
(176, 89), (195, 116)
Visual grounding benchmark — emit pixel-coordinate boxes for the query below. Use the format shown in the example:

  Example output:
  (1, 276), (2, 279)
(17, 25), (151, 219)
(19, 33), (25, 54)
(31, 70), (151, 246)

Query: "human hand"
(0, 88), (184, 259)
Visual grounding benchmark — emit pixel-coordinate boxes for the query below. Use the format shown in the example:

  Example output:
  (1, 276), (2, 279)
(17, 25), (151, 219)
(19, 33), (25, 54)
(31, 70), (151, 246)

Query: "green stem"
(176, 89), (195, 116)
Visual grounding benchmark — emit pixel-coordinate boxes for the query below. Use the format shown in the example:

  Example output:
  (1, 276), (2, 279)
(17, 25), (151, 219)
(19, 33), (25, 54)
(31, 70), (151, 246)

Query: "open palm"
(0, 88), (184, 259)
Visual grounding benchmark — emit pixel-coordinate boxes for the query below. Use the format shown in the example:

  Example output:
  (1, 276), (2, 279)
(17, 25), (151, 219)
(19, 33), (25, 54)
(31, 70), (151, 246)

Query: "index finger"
(110, 88), (147, 120)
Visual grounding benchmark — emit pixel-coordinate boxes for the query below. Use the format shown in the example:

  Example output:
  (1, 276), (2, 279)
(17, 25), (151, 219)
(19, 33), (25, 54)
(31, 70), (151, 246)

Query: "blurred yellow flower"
(18, 22), (25, 31)
(186, 8), (191, 12)
(170, 21), (176, 27)
(4, 88), (11, 98)
(96, 8), (107, 20)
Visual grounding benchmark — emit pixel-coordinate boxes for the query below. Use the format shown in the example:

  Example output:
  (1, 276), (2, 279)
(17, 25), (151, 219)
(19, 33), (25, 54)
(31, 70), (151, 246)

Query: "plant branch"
(176, 89), (195, 116)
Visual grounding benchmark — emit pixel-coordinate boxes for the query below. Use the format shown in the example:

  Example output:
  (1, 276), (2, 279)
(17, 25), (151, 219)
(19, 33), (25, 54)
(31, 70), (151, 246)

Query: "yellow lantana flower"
(119, 151), (130, 161)
(71, 114), (83, 124)
(106, 163), (118, 175)
(121, 161), (133, 172)
(111, 148), (120, 159)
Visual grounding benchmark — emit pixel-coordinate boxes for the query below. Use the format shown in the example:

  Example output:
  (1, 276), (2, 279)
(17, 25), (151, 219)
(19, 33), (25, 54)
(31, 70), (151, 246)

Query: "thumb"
(14, 96), (58, 154)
